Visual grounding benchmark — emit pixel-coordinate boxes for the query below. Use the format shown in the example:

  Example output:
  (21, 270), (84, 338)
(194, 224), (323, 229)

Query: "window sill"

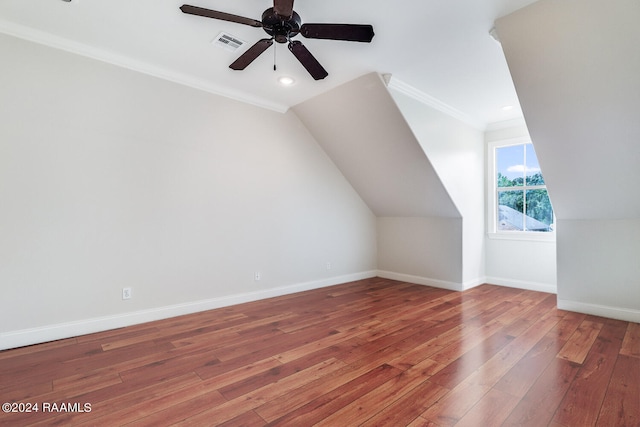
(487, 232), (556, 243)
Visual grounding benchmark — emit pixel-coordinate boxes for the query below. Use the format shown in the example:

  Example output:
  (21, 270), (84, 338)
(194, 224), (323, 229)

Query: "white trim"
(377, 271), (557, 295)
(378, 270), (558, 295)
(387, 77), (486, 130)
(462, 277), (487, 291)
(557, 299), (640, 324)
(0, 19), (289, 114)
(487, 137), (556, 237)
(487, 232), (555, 243)
(0, 271), (376, 351)
(376, 270), (483, 292)
(485, 276), (557, 294)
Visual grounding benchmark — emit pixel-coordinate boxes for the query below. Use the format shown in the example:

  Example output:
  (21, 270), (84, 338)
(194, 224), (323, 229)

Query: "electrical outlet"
(122, 287), (132, 300)
(326, 262), (332, 270)
(254, 272), (261, 281)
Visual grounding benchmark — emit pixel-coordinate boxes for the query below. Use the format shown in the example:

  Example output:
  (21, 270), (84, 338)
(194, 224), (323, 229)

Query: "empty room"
(1, 0), (638, 425)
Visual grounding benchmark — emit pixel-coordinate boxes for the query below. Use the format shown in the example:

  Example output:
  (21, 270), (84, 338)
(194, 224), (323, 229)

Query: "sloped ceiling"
(496, 0), (640, 219)
(293, 72), (459, 218)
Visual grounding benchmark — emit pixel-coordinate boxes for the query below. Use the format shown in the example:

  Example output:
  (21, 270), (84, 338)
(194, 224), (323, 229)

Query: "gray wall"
(496, 0), (640, 322)
(388, 87), (486, 287)
(293, 73), (470, 288)
(0, 34), (377, 349)
(484, 124), (557, 293)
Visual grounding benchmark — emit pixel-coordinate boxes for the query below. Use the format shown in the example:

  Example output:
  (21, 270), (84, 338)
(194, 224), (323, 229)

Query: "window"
(489, 139), (554, 236)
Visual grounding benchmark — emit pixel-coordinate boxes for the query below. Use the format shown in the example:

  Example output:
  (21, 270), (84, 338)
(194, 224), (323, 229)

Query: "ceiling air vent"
(212, 32), (245, 52)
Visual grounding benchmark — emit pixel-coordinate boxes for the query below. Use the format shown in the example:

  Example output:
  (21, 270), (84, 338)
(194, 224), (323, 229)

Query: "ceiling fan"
(180, 0), (375, 80)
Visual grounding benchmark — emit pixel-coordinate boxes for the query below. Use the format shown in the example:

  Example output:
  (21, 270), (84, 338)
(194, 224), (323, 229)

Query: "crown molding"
(387, 76), (486, 130)
(0, 19), (289, 114)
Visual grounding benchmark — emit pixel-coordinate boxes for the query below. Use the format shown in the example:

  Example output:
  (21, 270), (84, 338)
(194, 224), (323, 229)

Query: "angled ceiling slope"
(293, 72), (459, 218)
(496, 0), (640, 219)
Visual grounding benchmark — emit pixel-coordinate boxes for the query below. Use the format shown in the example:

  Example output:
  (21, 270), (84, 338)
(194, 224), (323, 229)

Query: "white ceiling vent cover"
(212, 32), (245, 52)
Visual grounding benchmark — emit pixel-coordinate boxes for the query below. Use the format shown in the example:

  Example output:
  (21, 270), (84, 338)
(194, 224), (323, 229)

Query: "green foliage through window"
(495, 144), (553, 232)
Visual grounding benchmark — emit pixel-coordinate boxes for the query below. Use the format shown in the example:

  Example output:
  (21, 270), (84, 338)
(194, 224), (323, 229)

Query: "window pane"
(525, 189), (554, 231)
(525, 144), (545, 186)
(496, 145), (524, 187)
(498, 190), (524, 231)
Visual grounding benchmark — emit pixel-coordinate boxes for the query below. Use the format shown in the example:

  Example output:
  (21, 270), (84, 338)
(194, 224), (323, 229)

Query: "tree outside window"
(495, 143), (554, 232)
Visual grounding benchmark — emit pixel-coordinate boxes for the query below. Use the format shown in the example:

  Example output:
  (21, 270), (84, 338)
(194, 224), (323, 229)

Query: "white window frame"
(487, 137), (555, 242)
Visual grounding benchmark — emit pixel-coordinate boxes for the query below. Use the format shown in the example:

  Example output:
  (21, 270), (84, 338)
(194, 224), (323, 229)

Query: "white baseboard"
(485, 276), (557, 294)
(376, 271), (557, 295)
(376, 270), (469, 291)
(557, 299), (640, 323)
(462, 277), (487, 291)
(0, 271), (377, 351)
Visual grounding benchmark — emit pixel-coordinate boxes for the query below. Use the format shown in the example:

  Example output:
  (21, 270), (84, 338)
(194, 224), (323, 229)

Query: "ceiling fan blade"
(229, 39), (274, 70)
(301, 23), (375, 43)
(288, 40), (328, 80)
(273, 0), (294, 19)
(180, 5), (262, 28)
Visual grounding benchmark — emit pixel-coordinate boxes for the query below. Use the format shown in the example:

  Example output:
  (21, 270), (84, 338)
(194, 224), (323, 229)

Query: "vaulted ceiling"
(0, 0), (538, 128)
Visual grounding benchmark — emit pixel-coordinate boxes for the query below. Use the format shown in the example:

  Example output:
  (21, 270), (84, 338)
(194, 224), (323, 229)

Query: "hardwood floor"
(1, 278), (638, 426)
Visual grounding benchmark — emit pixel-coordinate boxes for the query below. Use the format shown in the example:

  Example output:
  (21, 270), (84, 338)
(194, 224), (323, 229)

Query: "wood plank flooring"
(1, 278), (638, 426)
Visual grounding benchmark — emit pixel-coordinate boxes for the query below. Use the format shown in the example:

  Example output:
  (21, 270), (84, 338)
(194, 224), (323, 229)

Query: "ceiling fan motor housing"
(261, 7), (301, 43)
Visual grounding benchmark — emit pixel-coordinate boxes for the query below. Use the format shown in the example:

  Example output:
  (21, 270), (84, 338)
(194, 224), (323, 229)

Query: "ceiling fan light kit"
(180, 0), (374, 80)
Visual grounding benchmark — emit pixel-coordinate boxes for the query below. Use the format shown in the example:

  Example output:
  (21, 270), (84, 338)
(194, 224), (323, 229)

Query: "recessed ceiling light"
(278, 76), (295, 86)
(501, 105), (514, 111)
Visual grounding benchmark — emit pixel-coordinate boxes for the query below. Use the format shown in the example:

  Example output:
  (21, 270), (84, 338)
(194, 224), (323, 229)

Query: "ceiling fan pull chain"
(274, 42), (277, 71)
